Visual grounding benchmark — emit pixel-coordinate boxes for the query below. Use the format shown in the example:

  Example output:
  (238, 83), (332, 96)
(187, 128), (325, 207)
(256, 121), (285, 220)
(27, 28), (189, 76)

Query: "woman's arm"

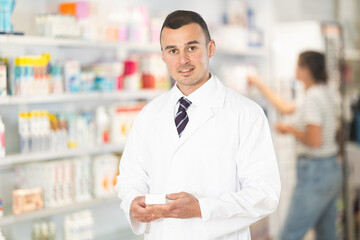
(248, 74), (296, 115)
(276, 123), (322, 148)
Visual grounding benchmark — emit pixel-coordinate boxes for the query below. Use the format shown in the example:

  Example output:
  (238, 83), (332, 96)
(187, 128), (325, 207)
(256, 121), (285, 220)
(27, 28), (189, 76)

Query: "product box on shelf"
(110, 103), (144, 145)
(73, 157), (92, 202)
(140, 54), (169, 89)
(64, 210), (94, 240)
(15, 157), (93, 208)
(64, 60), (81, 93)
(12, 188), (43, 215)
(93, 154), (120, 198)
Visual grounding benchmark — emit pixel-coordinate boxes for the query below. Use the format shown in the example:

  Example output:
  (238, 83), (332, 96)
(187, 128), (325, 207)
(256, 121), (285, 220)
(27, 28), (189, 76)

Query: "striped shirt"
(292, 85), (338, 158)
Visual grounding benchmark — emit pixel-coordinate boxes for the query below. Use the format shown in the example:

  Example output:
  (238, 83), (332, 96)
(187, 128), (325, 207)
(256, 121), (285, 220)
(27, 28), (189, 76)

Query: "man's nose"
(179, 51), (190, 65)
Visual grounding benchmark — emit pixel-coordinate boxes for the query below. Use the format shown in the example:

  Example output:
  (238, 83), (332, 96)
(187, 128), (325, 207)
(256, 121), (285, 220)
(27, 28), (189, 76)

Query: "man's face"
(160, 23), (216, 94)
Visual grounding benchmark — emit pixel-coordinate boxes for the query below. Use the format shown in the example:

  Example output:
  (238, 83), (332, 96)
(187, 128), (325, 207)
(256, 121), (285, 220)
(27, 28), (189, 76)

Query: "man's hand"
(149, 192), (202, 219)
(130, 196), (159, 223)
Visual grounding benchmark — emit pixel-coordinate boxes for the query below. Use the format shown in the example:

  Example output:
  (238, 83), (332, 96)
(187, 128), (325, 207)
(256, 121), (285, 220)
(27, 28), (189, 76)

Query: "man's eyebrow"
(164, 40), (200, 50)
(186, 40), (200, 45)
(164, 45), (177, 50)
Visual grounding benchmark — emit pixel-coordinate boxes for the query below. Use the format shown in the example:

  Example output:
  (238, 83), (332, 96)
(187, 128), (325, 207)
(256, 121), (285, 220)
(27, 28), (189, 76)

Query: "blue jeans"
(280, 155), (342, 240)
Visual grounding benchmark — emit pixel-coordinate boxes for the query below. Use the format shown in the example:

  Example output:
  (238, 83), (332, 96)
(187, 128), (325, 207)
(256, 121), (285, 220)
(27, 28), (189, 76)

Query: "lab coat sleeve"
(197, 109), (281, 239)
(115, 110), (149, 235)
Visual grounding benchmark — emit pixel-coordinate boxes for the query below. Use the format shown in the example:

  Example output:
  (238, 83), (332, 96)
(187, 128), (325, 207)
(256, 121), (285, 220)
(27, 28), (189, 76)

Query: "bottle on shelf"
(49, 222), (56, 240)
(0, 58), (8, 97)
(0, 198), (3, 217)
(96, 106), (110, 145)
(32, 221), (56, 240)
(32, 222), (41, 240)
(0, 116), (5, 157)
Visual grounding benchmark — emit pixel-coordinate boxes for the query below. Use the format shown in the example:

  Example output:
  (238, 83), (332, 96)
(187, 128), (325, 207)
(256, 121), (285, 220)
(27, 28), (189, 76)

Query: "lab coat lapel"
(175, 106), (214, 151)
(175, 76), (226, 151)
(157, 94), (179, 151)
(160, 76), (226, 154)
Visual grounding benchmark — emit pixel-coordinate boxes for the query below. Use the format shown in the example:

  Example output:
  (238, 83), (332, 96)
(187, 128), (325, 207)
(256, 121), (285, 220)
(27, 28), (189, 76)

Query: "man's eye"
(188, 46), (196, 51)
(169, 49), (177, 54)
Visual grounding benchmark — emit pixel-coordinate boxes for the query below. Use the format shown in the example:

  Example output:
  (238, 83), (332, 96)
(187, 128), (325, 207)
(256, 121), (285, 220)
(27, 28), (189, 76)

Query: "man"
(115, 10), (281, 240)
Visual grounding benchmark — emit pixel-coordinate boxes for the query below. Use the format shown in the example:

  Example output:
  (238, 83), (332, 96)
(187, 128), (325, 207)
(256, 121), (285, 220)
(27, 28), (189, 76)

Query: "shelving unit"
(0, 89), (167, 105)
(0, 35), (267, 57)
(0, 1), (274, 239)
(0, 144), (124, 168)
(0, 35), (160, 52)
(0, 196), (119, 227)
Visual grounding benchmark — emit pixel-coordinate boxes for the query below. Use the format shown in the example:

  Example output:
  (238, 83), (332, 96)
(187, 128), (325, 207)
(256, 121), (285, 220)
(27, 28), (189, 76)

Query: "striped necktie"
(175, 97), (192, 137)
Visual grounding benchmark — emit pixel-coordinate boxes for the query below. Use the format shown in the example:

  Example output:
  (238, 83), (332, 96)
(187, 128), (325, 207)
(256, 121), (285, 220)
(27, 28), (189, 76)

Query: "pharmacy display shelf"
(0, 89), (167, 105)
(0, 196), (119, 227)
(0, 35), (159, 52)
(0, 144), (124, 167)
(0, 35), (268, 57)
(345, 48), (360, 61)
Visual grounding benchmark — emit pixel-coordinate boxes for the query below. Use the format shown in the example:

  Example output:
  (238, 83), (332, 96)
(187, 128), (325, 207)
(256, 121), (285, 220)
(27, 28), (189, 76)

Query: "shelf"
(0, 35), (268, 57)
(0, 35), (160, 52)
(0, 144), (124, 167)
(0, 89), (167, 105)
(345, 49), (360, 61)
(0, 196), (119, 227)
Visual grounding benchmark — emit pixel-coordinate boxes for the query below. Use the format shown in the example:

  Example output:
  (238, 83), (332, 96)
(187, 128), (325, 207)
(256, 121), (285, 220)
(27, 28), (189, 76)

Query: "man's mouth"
(178, 67), (195, 74)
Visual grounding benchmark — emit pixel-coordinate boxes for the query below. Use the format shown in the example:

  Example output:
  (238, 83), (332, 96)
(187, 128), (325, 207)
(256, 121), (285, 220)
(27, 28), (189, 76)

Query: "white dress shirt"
(115, 75), (281, 240)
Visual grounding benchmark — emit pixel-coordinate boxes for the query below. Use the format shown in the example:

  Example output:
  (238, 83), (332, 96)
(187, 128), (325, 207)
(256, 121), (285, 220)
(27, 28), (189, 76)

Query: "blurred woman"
(248, 51), (341, 240)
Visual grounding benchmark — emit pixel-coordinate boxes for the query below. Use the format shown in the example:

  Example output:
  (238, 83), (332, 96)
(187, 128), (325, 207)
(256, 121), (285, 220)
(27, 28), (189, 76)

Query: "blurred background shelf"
(0, 35), (269, 57)
(0, 35), (158, 51)
(0, 196), (119, 227)
(0, 89), (167, 105)
(0, 144), (124, 167)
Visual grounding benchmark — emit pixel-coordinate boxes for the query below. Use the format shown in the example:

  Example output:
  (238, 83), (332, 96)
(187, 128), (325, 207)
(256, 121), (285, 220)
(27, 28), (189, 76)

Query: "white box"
(145, 194), (168, 205)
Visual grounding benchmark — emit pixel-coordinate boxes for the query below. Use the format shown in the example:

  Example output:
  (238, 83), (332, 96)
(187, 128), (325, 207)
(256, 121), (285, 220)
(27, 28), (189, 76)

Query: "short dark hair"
(160, 10), (211, 44)
(298, 51), (328, 84)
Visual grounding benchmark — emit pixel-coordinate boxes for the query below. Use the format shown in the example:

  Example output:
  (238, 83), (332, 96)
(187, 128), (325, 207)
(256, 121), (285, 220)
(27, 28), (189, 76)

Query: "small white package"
(145, 194), (168, 205)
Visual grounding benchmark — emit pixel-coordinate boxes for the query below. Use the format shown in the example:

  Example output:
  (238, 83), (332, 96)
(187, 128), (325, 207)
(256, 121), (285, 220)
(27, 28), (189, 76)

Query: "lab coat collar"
(170, 74), (225, 109)
(158, 74), (226, 153)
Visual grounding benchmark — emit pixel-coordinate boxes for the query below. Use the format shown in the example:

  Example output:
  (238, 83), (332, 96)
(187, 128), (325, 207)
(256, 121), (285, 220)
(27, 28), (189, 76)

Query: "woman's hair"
(298, 51), (328, 84)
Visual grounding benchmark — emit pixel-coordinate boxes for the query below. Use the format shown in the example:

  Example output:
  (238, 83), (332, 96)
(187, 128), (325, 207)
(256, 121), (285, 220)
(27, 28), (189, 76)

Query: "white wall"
(273, 0), (336, 22)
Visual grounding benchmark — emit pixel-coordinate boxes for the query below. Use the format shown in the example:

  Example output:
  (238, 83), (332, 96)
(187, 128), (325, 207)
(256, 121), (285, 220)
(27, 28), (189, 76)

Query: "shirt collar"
(171, 74), (217, 108)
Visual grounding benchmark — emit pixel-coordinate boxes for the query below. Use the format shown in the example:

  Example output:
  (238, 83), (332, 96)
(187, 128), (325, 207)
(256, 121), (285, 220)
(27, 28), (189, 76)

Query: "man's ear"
(208, 40), (216, 58)
(161, 51), (165, 62)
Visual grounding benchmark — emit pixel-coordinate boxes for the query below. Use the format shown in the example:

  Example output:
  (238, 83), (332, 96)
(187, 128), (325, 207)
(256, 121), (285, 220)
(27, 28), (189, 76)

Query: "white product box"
(145, 194), (168, 205)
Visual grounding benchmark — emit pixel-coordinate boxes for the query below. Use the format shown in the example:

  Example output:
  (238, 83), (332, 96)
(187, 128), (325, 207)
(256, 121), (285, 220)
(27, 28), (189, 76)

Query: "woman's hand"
(276, 122), (291, 134)
(247, 69), (260, 87)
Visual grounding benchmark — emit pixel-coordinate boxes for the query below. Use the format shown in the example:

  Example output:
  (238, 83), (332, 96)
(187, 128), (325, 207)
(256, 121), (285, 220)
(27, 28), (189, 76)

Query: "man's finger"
(166, 192), (185, 200)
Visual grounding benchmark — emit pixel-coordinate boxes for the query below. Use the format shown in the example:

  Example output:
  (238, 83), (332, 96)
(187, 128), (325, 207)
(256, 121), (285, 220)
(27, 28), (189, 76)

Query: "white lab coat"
(115, 75), (281, 240)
